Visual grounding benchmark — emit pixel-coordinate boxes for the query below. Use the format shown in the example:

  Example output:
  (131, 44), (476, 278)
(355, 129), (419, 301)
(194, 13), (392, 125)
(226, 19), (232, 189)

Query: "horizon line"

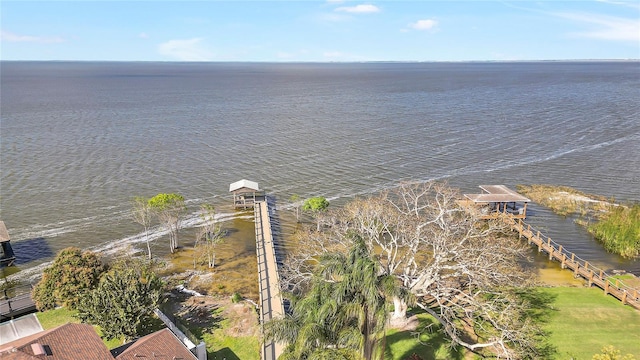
(2, 59), (639, 64)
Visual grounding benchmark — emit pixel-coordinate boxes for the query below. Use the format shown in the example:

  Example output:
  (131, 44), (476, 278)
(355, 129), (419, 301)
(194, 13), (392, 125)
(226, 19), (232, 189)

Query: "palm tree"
(266, 232), (400, 360)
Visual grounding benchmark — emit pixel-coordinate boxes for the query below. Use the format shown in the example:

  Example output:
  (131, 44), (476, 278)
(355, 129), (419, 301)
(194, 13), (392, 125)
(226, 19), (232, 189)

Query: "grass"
(36, 307), (124, 349)
(384, 311), (466, 360)
(588, 204), (640, 259)
(200, 306), (260, 360)
(541, 287), (640, 359)
(516, 184), (611, 217)
(203, 331), (260, 360)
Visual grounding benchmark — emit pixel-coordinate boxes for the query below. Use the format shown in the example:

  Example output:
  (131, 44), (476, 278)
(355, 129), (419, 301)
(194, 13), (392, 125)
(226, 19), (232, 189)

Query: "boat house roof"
(464, 185), (530, 203)
(229, 179), (260, 193)
(0, 221), (10, 243)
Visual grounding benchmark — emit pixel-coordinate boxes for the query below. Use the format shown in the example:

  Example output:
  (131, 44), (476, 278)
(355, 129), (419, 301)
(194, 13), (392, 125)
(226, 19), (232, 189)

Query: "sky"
(1, 0), (639, 62)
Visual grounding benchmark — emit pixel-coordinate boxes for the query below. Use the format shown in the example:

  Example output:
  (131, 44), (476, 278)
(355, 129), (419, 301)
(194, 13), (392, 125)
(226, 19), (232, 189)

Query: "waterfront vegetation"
(33, 281), (640, 359)
(516, 184), (611, 217)
(517, 184), (640, 259)
(19, 183), (640, 359)
(588, 204), (640, 258)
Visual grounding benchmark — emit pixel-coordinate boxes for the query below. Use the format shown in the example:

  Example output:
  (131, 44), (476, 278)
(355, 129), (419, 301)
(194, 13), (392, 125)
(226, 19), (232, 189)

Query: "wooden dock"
(254, 200), (285, 360)
(1, 285), (36, 322)
(497, 214), (640, 310)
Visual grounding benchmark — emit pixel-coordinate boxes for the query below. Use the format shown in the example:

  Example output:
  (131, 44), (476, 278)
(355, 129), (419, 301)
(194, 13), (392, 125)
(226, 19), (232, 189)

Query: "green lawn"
(384, 311), (466, 360)
(202, 331), (260, 360)
(541, 287), (640, 359)
(180, 304), (260, 360)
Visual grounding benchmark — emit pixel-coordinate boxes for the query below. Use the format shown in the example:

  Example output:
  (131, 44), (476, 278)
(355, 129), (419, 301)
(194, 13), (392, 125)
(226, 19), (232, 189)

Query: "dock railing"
(1, 284), (36, 321)
(254, 200), (285, 360)
(499, 214), (640, 310)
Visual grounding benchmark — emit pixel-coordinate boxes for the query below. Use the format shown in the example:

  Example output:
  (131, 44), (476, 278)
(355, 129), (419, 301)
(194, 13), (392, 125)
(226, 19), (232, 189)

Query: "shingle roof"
(114, 328), (197, 360)
(0, 323), (114, 360)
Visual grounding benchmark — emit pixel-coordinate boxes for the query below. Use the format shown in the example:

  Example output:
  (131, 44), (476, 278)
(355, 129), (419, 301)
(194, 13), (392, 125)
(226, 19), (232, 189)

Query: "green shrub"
(231, 292), (242, 303)
(589, 204), (640, 258)
(32, 247), (106, 310)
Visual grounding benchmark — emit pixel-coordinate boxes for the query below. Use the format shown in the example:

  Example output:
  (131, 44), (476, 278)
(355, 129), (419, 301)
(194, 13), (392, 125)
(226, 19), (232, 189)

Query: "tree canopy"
(266, 233), (400, 360)
(302, 196), (330, 231)
(147, 193), (186, 253)
(75, 260), (163, 342)
(302, 196), (330, 213)
(32, 247), (106, 311)
(280, 182), (549, 359)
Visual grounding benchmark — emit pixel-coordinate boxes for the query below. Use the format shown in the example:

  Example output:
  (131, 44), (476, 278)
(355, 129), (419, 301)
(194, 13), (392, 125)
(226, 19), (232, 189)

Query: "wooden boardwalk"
(1, 285), (36, 322)
(254, 200), (285, 360)
(497, 214), (640, 310)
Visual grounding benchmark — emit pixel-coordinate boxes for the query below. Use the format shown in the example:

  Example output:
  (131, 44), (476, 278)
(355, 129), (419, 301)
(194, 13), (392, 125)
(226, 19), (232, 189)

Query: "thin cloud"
(595, 0), (640, 11)
(158, 38), (213, 61)
(138, 32), (149, 39)
(557, 12), (639, 42)
(335, 4), (380, 14)
(1, 30), (65, 43)
(318, 12), (351, 22)
(409, 19), (438, 31)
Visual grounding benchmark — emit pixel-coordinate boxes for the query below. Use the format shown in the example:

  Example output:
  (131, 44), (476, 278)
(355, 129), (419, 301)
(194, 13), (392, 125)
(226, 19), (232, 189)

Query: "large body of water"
(1, 61), (639, 278)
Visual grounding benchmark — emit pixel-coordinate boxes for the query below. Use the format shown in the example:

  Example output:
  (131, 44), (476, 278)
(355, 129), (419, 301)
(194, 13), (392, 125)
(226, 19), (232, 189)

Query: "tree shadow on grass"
(514, 287), (559, 359)
(210, 347), (241, 360)
(385, 310), (465, 360)
(186, 305), (224, 340)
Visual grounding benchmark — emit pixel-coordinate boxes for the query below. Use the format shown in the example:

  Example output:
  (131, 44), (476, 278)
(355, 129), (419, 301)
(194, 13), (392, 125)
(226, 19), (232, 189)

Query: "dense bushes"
(32, 247), (106, 310)
(75, 261), (164, 342)
(589, 204), (640, 259)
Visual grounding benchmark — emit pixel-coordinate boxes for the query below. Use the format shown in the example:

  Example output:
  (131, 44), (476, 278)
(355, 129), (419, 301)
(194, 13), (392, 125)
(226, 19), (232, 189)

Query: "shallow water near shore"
(1, 61), (639, 279)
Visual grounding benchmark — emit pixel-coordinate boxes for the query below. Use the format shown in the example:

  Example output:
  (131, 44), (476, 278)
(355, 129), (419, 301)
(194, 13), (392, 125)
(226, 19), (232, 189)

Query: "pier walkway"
(1, 285), (36, 322)
(254, 200), (285, 360)
(496, 213), (640, 310)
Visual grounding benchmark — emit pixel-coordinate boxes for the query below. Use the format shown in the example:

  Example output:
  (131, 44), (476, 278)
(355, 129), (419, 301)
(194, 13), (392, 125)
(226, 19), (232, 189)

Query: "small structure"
(0, 221), (15, 267)
(463, 185), (530, 219)
(229, 179), (264, 209)
(0, 313), (43, 345)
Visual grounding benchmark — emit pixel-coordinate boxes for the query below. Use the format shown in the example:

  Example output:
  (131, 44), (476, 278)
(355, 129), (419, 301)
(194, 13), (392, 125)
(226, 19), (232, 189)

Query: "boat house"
(229, 179), (264, 209)
(463, 185), (530, 219)
(0, 221), (16, 267)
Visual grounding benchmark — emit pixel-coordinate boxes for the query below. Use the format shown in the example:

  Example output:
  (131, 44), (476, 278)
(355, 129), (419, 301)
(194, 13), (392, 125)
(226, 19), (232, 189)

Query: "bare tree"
(132, 196), (153, 260)
(194, 204), (224, 269)
(290, 194), (302, 222)
(280, 182), (544, 359)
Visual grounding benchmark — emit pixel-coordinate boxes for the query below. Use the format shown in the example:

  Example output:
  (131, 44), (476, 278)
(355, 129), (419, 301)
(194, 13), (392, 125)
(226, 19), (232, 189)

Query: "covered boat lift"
(463, 185), (530, 219)
(229, 179), (265, 209)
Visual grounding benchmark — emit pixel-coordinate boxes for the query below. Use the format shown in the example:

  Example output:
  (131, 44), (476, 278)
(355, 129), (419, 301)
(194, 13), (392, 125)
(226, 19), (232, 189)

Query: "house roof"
(0, 323), (114, 360)
(229, 179), (260, 193)
(0, 221), (10, 242)
(464, 185), (530, 203)
(113, 328), (197, 360)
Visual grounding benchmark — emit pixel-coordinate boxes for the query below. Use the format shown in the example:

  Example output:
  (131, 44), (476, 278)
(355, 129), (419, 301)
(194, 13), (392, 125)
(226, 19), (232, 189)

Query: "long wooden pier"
(497, 214), (640, 310)
(254, 200), (285, 360)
